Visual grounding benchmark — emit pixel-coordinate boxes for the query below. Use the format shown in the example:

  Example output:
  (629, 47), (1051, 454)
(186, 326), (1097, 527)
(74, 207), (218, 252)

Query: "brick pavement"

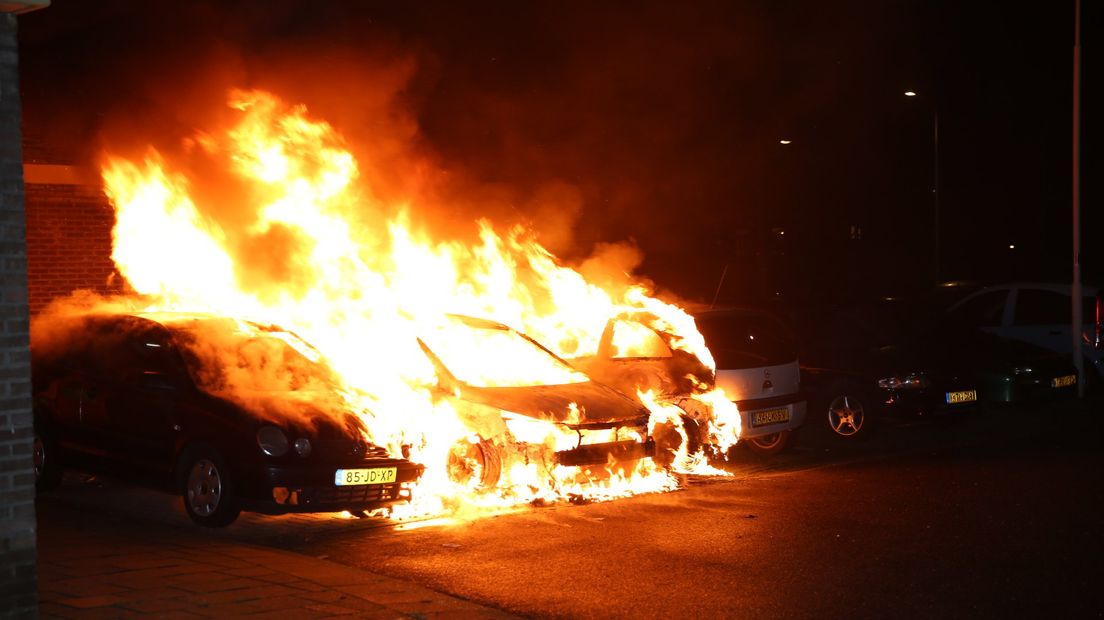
(36, 497), (519, 619)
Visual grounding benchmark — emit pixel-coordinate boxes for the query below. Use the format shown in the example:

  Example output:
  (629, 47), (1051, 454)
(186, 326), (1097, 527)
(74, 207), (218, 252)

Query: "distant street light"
(905, 89), (940, 285)
(779, 139), (792, 145)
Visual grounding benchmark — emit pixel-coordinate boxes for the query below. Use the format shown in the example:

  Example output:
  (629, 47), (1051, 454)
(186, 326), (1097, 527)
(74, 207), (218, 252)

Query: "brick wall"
(24, 182), (122, 315)
(0, 11), (37, 619)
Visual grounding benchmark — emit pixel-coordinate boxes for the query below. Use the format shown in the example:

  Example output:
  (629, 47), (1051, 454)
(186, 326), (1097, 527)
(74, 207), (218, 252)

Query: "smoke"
(19, 0), (793, 302)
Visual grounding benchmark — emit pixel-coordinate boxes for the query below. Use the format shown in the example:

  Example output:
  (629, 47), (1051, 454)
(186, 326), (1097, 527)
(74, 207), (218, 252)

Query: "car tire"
(447, 436), (502, 489)
(825, 391), (872, 440)
(178, 443), (241, 527)
(743, 429), (794, 456)
(33, 419), (63, 491)
(653, 414), (704, 468)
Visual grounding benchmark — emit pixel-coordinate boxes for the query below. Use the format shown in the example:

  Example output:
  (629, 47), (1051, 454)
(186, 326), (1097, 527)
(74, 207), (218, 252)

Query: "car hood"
(457, 381), (649, 427)
(209, 389), (367, 440)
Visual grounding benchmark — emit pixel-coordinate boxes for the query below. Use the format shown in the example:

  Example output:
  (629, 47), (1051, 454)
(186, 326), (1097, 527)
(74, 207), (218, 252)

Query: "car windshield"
(171, 319), (338, 395)
(421, 316), (590, 388)
(695, 310), (798, 368)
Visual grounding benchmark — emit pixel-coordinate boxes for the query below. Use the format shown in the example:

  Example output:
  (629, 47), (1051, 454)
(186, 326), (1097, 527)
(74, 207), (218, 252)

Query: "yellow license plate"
(946, 390), (977, 404)
(751, 407), (790, 428)
(1051, 374), (1077, 388)
(334, 467), (397, 486)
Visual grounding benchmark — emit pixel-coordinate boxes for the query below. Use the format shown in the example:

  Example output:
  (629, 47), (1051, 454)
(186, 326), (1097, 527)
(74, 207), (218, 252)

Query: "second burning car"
(416, 315), (657, 488)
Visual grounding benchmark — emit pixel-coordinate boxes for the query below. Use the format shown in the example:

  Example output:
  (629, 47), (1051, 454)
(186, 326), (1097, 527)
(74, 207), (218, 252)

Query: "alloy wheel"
(186, 458), (223, 517)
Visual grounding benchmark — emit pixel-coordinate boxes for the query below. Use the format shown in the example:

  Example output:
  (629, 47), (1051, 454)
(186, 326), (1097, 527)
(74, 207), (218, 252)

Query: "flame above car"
(94, 88), (740, 516)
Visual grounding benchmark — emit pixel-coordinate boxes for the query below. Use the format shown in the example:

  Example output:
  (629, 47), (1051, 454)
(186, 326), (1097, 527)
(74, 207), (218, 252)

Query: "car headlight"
(876, 373), (929, 390)
(293, 437), (312, 458)
(1012, 366), (1033, 376)
(257, 426), (289, 457)
(501, 411), (561, 443)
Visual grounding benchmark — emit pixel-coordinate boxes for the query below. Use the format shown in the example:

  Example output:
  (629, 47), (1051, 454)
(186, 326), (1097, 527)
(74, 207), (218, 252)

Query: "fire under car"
(30, 311), (425, 527)
(415, 314), (657, 488)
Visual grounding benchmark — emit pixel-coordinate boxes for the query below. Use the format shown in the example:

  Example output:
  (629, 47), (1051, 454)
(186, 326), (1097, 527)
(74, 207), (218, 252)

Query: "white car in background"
(692, 307), (807, 454)
(945, 282), (1104, 383)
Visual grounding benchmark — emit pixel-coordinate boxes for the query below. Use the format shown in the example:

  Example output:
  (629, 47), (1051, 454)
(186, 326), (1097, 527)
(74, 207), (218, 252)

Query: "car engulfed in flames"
(417, 314), (659, 492)
(32, 87), (747, 520)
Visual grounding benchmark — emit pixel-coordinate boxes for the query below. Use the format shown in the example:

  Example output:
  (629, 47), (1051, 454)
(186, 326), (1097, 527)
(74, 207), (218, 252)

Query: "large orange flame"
(98, 89), (740, 517)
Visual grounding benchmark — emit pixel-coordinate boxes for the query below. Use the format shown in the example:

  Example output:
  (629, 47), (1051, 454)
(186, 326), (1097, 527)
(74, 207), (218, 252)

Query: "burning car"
(31, 311), (425, 527)
(575, 307), (806, 457)
(415, 314), (656, 489)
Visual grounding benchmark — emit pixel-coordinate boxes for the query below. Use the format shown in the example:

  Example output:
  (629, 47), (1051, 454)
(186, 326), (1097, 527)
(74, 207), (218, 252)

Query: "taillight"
(1094, 293), (1103, 350)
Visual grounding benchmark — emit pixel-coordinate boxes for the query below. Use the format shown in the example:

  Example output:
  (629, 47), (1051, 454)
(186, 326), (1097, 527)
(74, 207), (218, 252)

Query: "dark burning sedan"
(416, 314), (656, 488)
(31, 311), (424, 527)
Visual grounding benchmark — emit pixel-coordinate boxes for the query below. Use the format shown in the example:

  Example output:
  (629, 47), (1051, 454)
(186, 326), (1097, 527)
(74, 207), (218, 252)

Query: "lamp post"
(905, 90), (940, 285)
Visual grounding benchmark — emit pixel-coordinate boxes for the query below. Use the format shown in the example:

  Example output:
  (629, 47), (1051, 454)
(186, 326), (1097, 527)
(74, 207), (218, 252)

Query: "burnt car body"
(31, 312), (424, 527)
(781, 300), (1077, 439)
(416, 315), (655, 487)
(572, 307), (807, 456)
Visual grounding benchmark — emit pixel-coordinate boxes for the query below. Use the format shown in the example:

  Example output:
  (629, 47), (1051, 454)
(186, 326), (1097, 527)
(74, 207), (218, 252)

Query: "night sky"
(15, 0), (1101, 305)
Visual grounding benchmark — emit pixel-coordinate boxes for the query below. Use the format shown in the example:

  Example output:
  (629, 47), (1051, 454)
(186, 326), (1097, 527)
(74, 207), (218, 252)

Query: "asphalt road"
(284, 399), (1104, 619)
(36, 397), (1104, 619)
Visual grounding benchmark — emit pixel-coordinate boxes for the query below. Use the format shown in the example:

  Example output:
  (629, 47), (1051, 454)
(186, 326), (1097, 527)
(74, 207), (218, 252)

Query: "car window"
(1013, 289), (1098, 326)
(609, 320), (672, 359)
(946, 290), (1007, 328)
(695, 311), (797, 368)
(421, 317), (590, 388)
(174, 327), (337, 395)
(1013, 289), (1069, 325)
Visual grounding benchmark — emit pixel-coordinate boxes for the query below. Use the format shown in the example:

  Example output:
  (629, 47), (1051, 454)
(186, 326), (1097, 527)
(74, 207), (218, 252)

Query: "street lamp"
(906, 90), (939, 285)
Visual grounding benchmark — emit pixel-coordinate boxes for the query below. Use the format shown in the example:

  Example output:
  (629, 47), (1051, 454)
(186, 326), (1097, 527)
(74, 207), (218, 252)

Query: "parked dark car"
(31, 311), (425, 527)
(781, 299), (1078, 439)
(416, 314), (656, 488)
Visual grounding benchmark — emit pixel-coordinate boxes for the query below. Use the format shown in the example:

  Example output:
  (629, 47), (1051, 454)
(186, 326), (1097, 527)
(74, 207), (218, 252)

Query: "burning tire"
(447, 436), (502, 489)
(178, 443), (241, 527)
(33, 418), (62, 491)
(653, 414), (703, 468)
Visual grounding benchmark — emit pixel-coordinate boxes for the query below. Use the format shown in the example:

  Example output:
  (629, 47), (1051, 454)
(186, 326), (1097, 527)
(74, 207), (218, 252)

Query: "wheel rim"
(186, 458), (222, 517)
(32, 435), (45, 480)
(447, 439), (487, 488)
(828, 395), (865, 436)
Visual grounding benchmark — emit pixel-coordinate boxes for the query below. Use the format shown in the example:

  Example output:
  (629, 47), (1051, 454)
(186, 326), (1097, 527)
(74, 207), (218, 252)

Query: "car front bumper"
(737, 395), (807, 439)
(985, 371), (1079, 403)
(237, 458), (425, 515)
(876, 385), (981, 418)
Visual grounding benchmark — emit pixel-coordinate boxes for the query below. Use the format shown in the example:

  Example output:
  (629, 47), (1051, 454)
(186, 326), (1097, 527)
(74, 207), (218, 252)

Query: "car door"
(98, 327), (187, 474)
(45, 369), (113, 458)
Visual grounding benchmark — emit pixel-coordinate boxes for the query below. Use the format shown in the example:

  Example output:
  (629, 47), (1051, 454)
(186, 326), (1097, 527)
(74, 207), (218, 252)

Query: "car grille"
(301, 482), (402, 506)
(313, 440), (391, 461)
